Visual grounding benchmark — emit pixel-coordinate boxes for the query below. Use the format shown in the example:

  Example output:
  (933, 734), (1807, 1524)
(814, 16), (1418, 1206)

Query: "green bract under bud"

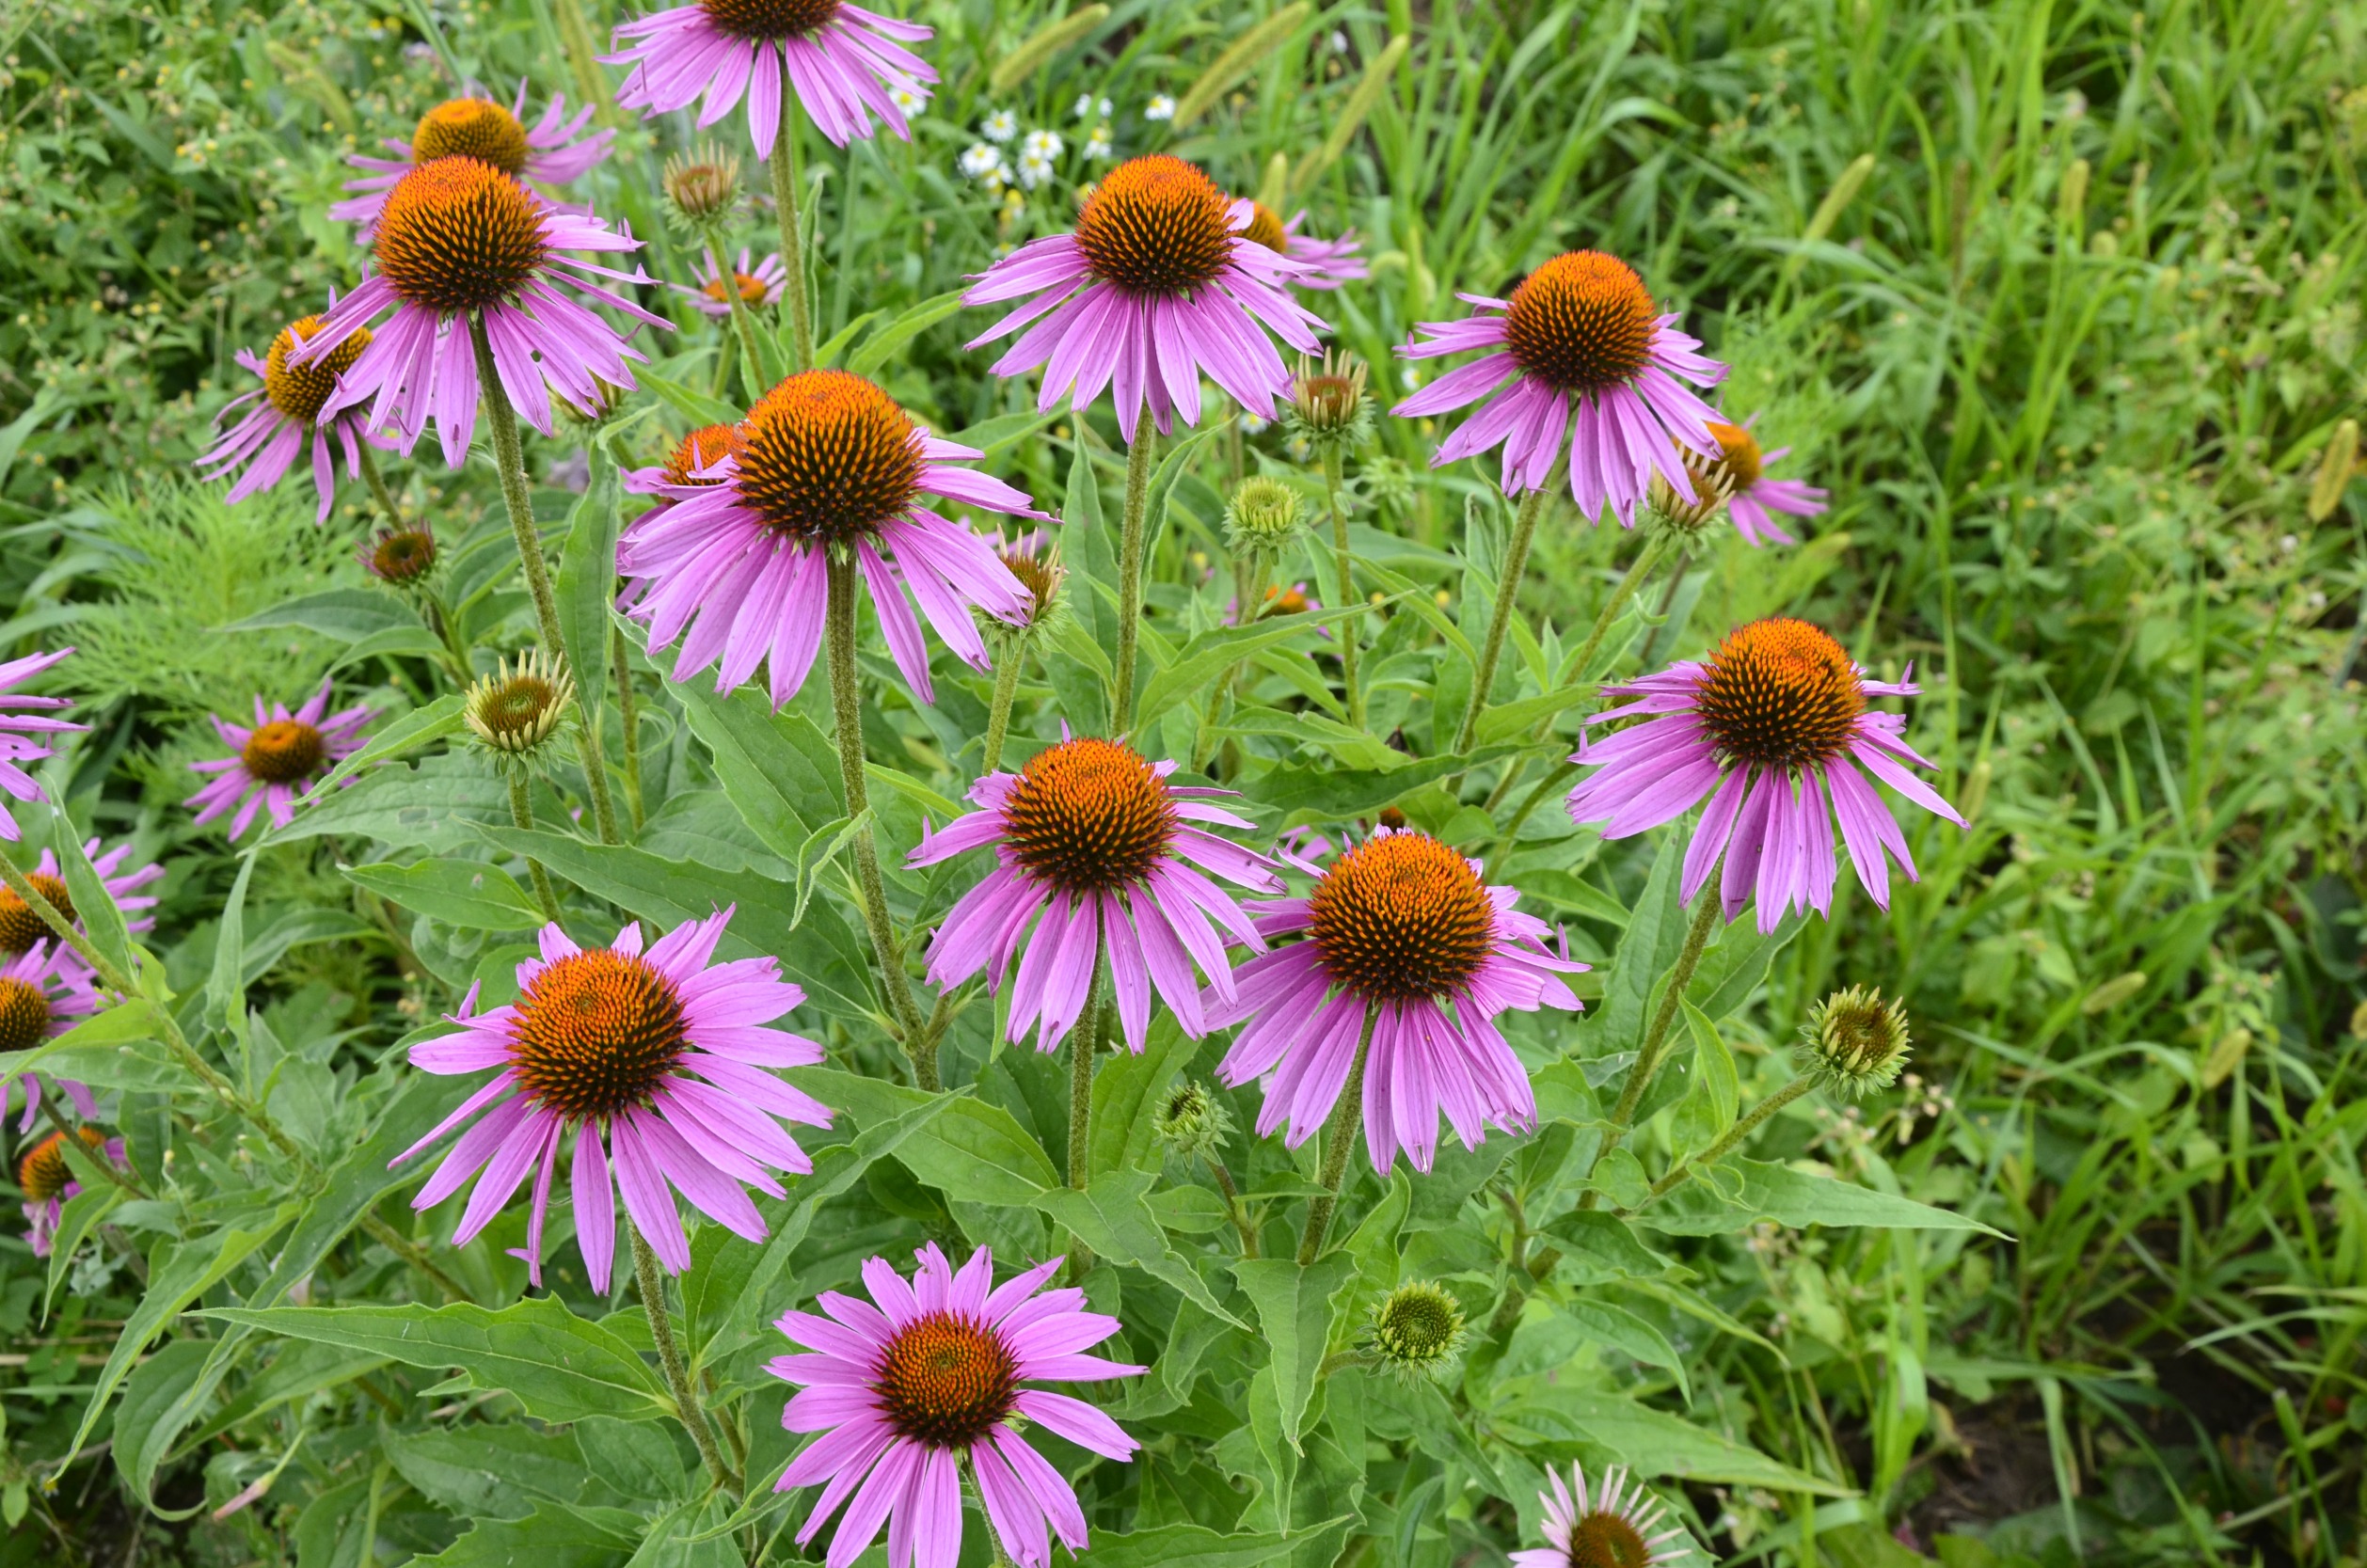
(1224, 476), (1309, 557)
(465, 649), (577, 771)
(1367, 1281), (1466, 1379)
(992, 532), (1069, 645)
(663, 142), (743, 230)
(358, 523), (437, 590)
(559, 378), (632, 433)
(1151, 1080), (1232, 1162)
(1646, 451), (1737, 538)
(1283, 350), (1374, 456)
(1797, 985), (1912, 1097)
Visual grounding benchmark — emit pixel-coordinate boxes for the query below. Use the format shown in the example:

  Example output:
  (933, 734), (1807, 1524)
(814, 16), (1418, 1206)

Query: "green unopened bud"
(465, 648), (577, 772)
(1152, 1081), (1232, 1162)
(1283, 350), (1374, 455)
(1224, 476), (1309, 557)
(1367, 1281), (1466, 1380)
(1797, 985), (1912, 1097)
(662, 142), (742, 230)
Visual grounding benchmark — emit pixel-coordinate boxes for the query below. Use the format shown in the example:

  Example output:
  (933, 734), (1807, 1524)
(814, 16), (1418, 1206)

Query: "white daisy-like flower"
(959, 143), (1008, 182)
(1240, 412), (1271, 435)
(1023, 128), (1065, 160)
(1017, 152), (1054, 190)
(890, 84), (927, 116)
(1084, 128), (1113, 161)
(1073, 93), (1112, 121)
(981, 108), (1019, 143)
(1143, 94), (1175, 121)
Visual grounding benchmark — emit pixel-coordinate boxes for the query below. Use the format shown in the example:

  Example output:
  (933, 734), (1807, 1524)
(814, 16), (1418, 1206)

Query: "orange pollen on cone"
(873, 1310), (1020, 1449)
(0, 874), (74, 953)
(373, 157), (550, 314)
(734, 370), (925, 543)
(264, 316), (372, 423)
(411, 97), (532, 174)
(1307, 831), (1496, 1003)
(999, 737), (1176, 893)
(1262, 585), (1309, 616)
(1500, 250), (1659, 393)
(17, 1127), (103, 1203)
(1708, 421), (1764, 488)
(241, 720), (327, 784)
(0, 977), (54, 1057)
(1691, 617), (1866, 774)
(1240, 200), (1288, 253)
(506, 949), (690, 1121)
(1565, 1511), (1656, 1568)
(1074, 155), (1236, 296)
(664, 423), (745, 486)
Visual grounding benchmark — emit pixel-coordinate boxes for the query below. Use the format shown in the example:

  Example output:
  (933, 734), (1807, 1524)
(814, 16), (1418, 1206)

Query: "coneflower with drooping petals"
(1511, 1463), (1692, 1568)
(0, 837), (164, 974)
(606, 0), (936, 156)
(619, 370), (1040, 705)
(767, 1242), (1143, 1568)
(1391, 249), (1728, 527)
(19, 1125), (122, 1259)
(1208, 826), (1584, 1174)
(1238, 199), (1367, 291)
(0, 649), (78, 846)
(679, 247), (789, 317)
(963, 155), (1327, 442)
(391, 911), (830, 1289)
(0, 942), (102, 1137)
(908, 736), (1280, 1053)
(184, 680), (375, 840)
(1565, 618), (1965, 933)
(294, 157), (670, 468)
(330, 84), (614, 233)
(195, 311), (397, 525)
(1701, 415), (1827, 546)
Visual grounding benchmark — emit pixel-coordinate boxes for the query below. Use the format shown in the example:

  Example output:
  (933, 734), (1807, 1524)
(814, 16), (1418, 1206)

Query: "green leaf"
(674, 675), (845, 858)
(263, 752), (512, 850)
(1538, 1210), (1678, 1284)
(946, 407), (1064, 456)
(1088, 1015), (1200, 1177)
(284, 693), (469, 811)
(410, 1501), (643, 1568)
(1559, 1298), (1690, 1398)
(639, 368), (741, 429)
(0, 999), (183, 1092)
(624, 1497), (743, 1568)
(224, 587), (423, 643)
(1691, 912), (1805, 1021)
(1077, 1525), (1301, 1568)
(1244, 743), (1523, 819)
(1642, 1158), (2006, 1237)
(204, 851), (255, 1062)
(342, 858), (545, 930)
(846, 289), (966, 377)
(1499, 1388), (1852, 1496)
(43, 1184), (123, 1321)
(1231, 1255), (1354, 1451)
(796, 1068), (1059, 1204)
(382, 1424), (596, 1518)
(1135, 599), (1395, 724)
(1582, 842), (1683, 1063)
(203, 1296), (671, 1423)
(1032, 1170), (1246, 1328)
(52, 831), (135, 984)
(110, 1338), (214, 1520)
(1684, 1001), (1740, 1125)
(813, 309), (886, 369)
(557, 453), (621, 729)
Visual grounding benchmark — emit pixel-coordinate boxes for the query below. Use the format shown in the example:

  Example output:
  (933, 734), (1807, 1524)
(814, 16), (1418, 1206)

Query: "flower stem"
(1324, 448), (1365, 731)
(705, 225), (768, 399)
(612, 625), (645, 834)
(1579, 887), (1724, 1210)
(1453, 483), (1549, 756)
(355, 441), (404, 528)
(770, 87), (814, 372)
(1112, 430), (1155, 734)
(630, 1225), (737, 1495)
(507, 774), (564, 922)
(548, 0), (613, 120)
(1068, 957), (1105, 1192)
(1644, 1077), (1816, 1204)
(469, 314), (622, 847)
(1204, 1156), (1259, 1258)
(980, 641), (1025, 777)
(823, 552), (932, 1083)
(1297, 1007), (1376, 1265)
(1490, 758), (1579, 864)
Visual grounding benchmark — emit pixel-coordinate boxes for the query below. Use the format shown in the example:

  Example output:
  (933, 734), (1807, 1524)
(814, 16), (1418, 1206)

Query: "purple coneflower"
(908, 736), (1279, 1053)
(184, 680), (374, 840)
(767, 1242), (1142, 1568)
(0, 942), (101, 1135)
(0, 837), (164, 965)
(195, 311), (397, 525)
(606, 0), (934, 155)
(1706, 417), (1826, 547)
(1512, 1464), (1691, 1568)
(329, 85), (614, 233)
(1209, 826), (1584, 1174)
(1239, 200), (1367, 291)
(680, 247), (790, 317)
(963, 155), (1327, 442)
(620, 370), (1038, 705)
(1391, 249), (1727, 527)
(391, 911), (829, 1289)
(19, 1126), (122, 1259)
(1565, 617), (1965, 932)
(625, 423), (744, 505)
(0, 649), (81, 843)
(294, 158), (668, 467)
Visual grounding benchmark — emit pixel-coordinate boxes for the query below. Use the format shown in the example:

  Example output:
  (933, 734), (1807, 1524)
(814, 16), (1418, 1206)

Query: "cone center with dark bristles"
(1002, 550), (1059, 623)
(411, 97), (532, 174)
(1074, 156), (1236, 296)
(664, 423), (744, 487)
(734, 371), (924, 543)
(1501, 250), (1659, 393)
(698, 0), (841, 40)
(16, 1127), (102, 1203)
(1000, 738), (1176, 893)
(507, 950), (689, 1121)
(1708, 421), (1763, 489)
(1240, 200), (1288, 253)
(1309, 832), (1496, 1002)
(369, 527), (437, 582)
(1692, 618), (1865, 774)
(374, 157), (550, 314)
(265, 316), (372, 423)
(0, 977), (52, 1055)
(874, 1310), (1019, 1449)
(242, 719), (327, 784)
(0, 874), (74, 954)
(1566, 1513), (1654, 1568)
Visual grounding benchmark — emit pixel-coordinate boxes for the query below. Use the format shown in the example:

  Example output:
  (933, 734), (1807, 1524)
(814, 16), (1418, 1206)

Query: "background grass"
(2, 0), (2364, 1564)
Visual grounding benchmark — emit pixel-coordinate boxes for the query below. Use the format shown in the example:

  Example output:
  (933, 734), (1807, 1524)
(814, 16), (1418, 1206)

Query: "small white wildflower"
(959, 143), (1007, 182)
(1282, 435), (1312, 463)
(981, 108), (1019, 142)
(1072, 93), (1112, 121)
(890, 84), (927, 115)
(1400, 366), (1422, 391)
(1239, 412), (1271, 435)
(1084, 128), (1112, 161)
(1143, 94), (1175, 121)
(1017, 153), (1054, 190)
(1023, 128), (1065, 161)
(1329, 29), (1349, 51)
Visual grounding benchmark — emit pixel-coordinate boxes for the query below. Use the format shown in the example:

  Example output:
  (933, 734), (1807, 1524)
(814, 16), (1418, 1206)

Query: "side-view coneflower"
(1209, 825), (1584, 1177)
(1565, 617), (1965, 932)
(1238, 198), (1367, 291)
(0, 942), (101, 1134)
(620, 370), (1038, 705)
(330, 84), (614, 233)
(294, 157), (669, 467)
(195, 311), (397, 525)
(626, 423), (745, 506)
(185, 680), (374, 840)
(391, 911), (830, 1288)
(0, 648), (78, 845)
(767, 1243), (1143, 1568)
(680, 247), (789, 317)
(19, 1125), (121, 1259)
(1702, 415), (1828, 546)
(909, 736), (1280, 1053)
(0, 838), (163, 958)
(1513, 1464), (1692, 1568)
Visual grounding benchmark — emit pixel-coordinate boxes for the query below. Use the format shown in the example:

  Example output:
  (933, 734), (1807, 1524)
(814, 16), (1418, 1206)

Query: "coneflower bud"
(663, 142), (743, 230)
(1367, 1281), (1466, 1380)
(465, 648), (577, 771)
(1224, 476), (1309, 558)
(1797, 985), (1912, 1097)
(357, 523), (437, 591)
(1646, 451), (1737, 538)
(1283, 350), (1374, 455)
(558, 377), (632, 432)
(1151, 1080), (1232, 1163)
(991, 531), (1068, 645)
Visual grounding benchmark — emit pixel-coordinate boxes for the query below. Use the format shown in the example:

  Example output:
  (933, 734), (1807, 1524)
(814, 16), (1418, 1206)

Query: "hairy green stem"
(705, 225), (768, 398)
(506, 774), (564, 922)
(355, 441), (403, 529)
(1580, 888), (1724, 1210)
(1491, 758), (1578, 863)
(469, 315), (622, 847)
(1112, 431), (1155, 733)
(1324, 448), (1365, 730)
(548, 0), (613, 119)
(630, 1226), (737, 1495)
(981, 640), (1025, 776)
(612, 625), (645, 833)
(1454, 484), (1549, 755)
(824, 553), (932, 1082)
(1204, 1156), (1259, 1258)
(770, 91), (814, 372)
(1644, 1077), (1816, 1204)
(1297, 1008), (1376, 1265)
(1068, 958), (1105, 1192)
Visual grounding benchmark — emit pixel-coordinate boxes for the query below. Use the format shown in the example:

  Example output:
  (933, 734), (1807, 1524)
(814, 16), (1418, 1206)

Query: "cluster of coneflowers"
(0, 7), (1965, 1567)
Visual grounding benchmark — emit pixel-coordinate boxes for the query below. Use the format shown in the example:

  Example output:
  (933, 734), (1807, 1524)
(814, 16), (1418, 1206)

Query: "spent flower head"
(1798, 985), (1912, 1097)
(465, 648), (578, 770)
(358, 523), (438, 591)
(1367, 1281), (1467, 1380)
(662, 141), (742, 230)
